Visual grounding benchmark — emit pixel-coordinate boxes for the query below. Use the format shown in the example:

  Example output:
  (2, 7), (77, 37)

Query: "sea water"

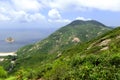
(0, 28), (54, 52)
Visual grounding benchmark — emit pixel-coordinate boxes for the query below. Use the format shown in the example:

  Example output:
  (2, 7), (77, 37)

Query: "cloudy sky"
(0, 0), (120, 29)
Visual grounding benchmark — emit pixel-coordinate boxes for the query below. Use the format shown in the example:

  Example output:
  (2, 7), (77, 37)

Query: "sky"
(0, 0), (120, 29)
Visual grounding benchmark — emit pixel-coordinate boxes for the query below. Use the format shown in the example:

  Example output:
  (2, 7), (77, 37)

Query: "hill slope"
(2, 25), (120, 80)
(43, 26), (120, 80)
(18, 26), (120, 80)
(0, 20), (112, 79)
(6, 20), (111, 69)
(2, 22), (120, 80)
(11, 20), (112, 68)
(17, 20), (111, 55)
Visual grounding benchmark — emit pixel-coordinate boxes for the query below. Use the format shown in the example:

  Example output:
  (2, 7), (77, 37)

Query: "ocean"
(0, 28), (54, 52)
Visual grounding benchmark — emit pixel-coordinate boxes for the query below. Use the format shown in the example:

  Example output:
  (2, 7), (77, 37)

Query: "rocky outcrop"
(5, 37), (15, 43)
(72, 37), (80, 43)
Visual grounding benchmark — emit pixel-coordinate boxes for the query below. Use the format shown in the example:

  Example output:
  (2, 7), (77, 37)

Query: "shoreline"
(0, 52), (17, 56)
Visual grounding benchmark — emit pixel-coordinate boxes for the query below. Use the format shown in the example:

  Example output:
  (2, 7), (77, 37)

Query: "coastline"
(0, 52), (17, 56)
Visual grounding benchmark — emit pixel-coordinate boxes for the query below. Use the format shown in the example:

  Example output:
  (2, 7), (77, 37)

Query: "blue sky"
(0, 0), (120, 29)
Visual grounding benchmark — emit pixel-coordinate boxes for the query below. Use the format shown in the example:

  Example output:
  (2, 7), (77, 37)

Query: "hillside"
(0, 20), (114, 80)
(11, 20), (112, 68)
(17, 20), (111, 55)
(1, 25), (119, 80)
(15, 26), (120, 80)
(38, 26), (120, 80)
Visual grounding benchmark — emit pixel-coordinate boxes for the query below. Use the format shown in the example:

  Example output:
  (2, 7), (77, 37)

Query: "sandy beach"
(0, 52), (17, 56)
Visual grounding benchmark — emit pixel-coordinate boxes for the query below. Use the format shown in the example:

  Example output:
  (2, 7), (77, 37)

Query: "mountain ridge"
(17, 20), (112, 56)
(33, 26), (120, 80)
(68, 20), (107, 27)
(2, 20), (111, 74)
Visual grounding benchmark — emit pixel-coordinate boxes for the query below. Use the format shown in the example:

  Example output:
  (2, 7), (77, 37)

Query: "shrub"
(0, 66), (7, 78)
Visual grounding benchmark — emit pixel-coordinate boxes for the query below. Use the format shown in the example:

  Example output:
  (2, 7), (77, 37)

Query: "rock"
(72, 37), (80, 43)
(5, 37), (15, 43)
(100, 46), (109, 51)
(99, 39), (111, 46)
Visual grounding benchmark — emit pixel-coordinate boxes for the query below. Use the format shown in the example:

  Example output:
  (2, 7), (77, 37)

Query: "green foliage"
(2, 21), (119, 80)
(11, 68), (38, 80)
(44, 59), (70, 80)
(5, 76), (16, 80)
(12, 20), (111, 71)
(110, 55), (120, 68)
(0, 66), (7, 78)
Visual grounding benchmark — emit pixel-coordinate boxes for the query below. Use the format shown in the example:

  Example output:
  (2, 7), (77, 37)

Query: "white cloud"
(77, 0), (120, 12)
(49, 0), (72, 11)
(48, 9), (71, 23)
(48, 19), (71, 23)
(0, 14), (11, 21)
(76, 17), (91, 21)
(11, 11), (45, 22)
(44, 0), (120, 12)
(29, 13), (45, 21)
(0, 0), (120, 23)
(11, 0), (42, 12)
(0, 7), (7, 13)
(48, 9), (61, 19)
(0, 0), (45, 22)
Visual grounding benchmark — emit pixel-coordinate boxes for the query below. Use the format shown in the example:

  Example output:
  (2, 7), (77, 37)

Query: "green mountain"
(13, 26), (119, 80)
(37, 26), (120, 80)
(12, 20), (111, 68)
(0, 20), (114, 80)
(1, 24), (119, 80)
(17, 20), (111, 54)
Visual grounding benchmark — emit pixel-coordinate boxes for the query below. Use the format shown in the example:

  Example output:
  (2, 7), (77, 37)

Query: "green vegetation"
(0, 66), (7, 79)
(2, 20), (120, 80)
(17, 20), (111, 55)
(14, 20), (111, 69)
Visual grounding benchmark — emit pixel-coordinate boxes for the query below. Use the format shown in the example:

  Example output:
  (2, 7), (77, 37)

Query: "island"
(5, 37), (15, 43)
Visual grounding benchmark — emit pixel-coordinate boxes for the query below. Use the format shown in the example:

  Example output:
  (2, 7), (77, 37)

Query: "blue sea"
(0, 28), (55, 52)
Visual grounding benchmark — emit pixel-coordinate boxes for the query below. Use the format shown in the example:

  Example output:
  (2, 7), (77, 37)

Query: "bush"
(110, 56), (120, 68)
(0, 66), (7, 78)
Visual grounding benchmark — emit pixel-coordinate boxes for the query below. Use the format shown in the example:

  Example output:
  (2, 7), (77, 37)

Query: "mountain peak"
(68, 20), (107, 27)
(86, 20), (107, 27)
(68, 20), (86, 26)
(16, 20), (112, 55)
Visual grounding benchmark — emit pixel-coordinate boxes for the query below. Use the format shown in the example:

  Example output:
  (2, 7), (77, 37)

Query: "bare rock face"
(99, 39), (111, 46)
(72, 37), (80, 43)
(100, 46), (109, 51)
(116, 35), (120, 39)
(5, 37), (15, 43)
